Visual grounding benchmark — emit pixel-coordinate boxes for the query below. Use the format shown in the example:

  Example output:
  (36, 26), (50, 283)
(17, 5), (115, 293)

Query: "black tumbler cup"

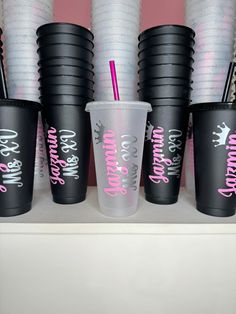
(191, 102), (236, 217)
(43, 104), (91, 204)
(139, 25), (195, 41)
(143, 105), (189, 204)
(0, 99), (41, 217)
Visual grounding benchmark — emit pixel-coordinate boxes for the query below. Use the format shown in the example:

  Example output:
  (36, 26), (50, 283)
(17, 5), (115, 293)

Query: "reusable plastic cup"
(38, 57), (94, 69)
(138, 85), (192, 99)
(39, 76), (94, 89)
(138, 77), (192, 88)
(40, 95), (92, 106)
(139, 25), (195, 40)
(43, 104), (91, 204)
(37, 23), (94, 41)
(139, 64), (193, 81)
(138, 54), (194, 67)
(38, 65), (94, 80)
(143, 105), (189, 204)
(139, 45), (195, 58)
(39, 84), (94, 96)
(37, 34), (94, 50)
(37, 44), (94, 62)
(0, 99), (41, 217)
(191, 102), (236, 217)
(86, 101), (152, 217)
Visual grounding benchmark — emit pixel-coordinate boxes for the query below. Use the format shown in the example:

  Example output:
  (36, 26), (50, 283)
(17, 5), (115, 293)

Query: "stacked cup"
(138, 25), (195, 106)
(3, 0), (53, 101)
(37, 23), (94, 204)
(37, 23), (94, 106)
(3, 0), (54, 190)
(185, 0), (236, 103)
(138, 25), (195, 204)
(230, 31), (236, 101)
(185, 0), (236, 195)
(91, 0), (141, 100)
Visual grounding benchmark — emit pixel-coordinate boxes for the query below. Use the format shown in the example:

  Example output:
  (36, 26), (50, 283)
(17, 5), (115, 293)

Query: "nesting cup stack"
(37, 22), (94, 204)
(230, 32), (236, 101)
(185, 0), (236, 194)
(138, 25), (195, 204)
(3, 0), (54, 190)
(0, 1), (3, 29)
(91, 0), (141, 100)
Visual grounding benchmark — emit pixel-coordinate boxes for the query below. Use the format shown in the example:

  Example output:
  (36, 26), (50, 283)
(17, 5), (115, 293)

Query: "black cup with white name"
(191, 102), (236, 217)
(43, 104), (91, 204)
(143, 105), (189, 204)
(0, 99), (41, 217)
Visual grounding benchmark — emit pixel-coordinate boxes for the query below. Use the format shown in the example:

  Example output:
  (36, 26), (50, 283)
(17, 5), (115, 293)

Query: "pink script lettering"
(47, 127), (67, 185)
(149, 126), (172, 184)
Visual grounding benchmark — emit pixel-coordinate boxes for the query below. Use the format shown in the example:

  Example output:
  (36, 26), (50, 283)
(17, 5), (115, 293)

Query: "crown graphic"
(145, 121), (154, 141)
(212, 122), (230, 147)
(94, 120), (105, 144)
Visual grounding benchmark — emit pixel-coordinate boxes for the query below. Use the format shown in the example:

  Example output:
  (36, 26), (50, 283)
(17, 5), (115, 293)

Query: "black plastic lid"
(37, 23), (94, 41)
(0, 98), (42, 110)
(190, 102), (236, 111)
(139, 25), (195, 41)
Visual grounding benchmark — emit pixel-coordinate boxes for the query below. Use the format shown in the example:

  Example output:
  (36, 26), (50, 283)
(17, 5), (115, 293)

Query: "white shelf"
(0, 187), (236, 234)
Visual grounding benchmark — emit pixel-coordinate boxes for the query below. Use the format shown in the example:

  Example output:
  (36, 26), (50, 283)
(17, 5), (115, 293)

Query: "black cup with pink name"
(143, 105), (188, 204)
(0, 99), (40, 217)
(191, 102), (236, 217)
(43, 104), (91, 204)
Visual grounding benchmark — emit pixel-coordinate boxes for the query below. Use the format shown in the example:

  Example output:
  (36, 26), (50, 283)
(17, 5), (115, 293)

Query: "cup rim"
(37, 43), (94, 55)
(190, 102), (236, 111)
(138, 44), (195, 54)
(139, 25), (195, 40)
(0, 98), (41, 110)
(86, 101), (152, 112)
(37, 33), (94, 47)
(37, 22), (93, 39)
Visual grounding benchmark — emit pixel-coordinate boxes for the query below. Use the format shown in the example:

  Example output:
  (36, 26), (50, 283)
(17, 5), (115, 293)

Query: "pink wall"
(54, 0), (185, 185)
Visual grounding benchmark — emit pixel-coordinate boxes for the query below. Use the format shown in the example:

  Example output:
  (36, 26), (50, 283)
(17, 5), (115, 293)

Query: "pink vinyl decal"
(47, 127), (67, 185)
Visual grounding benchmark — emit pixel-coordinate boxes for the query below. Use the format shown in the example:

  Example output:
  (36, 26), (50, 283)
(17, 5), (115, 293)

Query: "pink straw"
(109, 60), (120, 100)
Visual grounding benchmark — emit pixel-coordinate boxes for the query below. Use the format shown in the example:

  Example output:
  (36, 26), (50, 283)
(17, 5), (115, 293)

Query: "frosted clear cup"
(92, 4), (141, 19)
(95, 92), (138, 101)
(191, 96), (223, 103)
(34, 114), (49, 190)
(6, 64), (38, 72)
(95, 80), (137, 89)
(95, 72), (138, 82)
(7, 85), (40, 95)
(194, 51), (233, 60)
(86, 101), (151, 217)
(4, 36), (38, 45)
(4, 19), (49, 29)
(194, 60), (230, 68)
(6, 73), (39, 81)
(191, 80), (226, 89)
(94, 50), (138, 60)
(96, 54), (138, 64)
(92, 0), (141, 10)
(95, 64), (137, 74)
(92, 19), (140, 30)
(4, 0), (53, 9)
(92, 8), (140, 20)
(93, 32), (139, 42)
(7, 80), (39, 88)
(95, 42), (138, 52)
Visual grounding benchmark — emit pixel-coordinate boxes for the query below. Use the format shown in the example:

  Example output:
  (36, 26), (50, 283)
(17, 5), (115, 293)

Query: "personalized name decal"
(94, 121), (139, 197)
(0, 129), (23, 192)
(47, 127), (79, 185)
(145, 122), (183, 185)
